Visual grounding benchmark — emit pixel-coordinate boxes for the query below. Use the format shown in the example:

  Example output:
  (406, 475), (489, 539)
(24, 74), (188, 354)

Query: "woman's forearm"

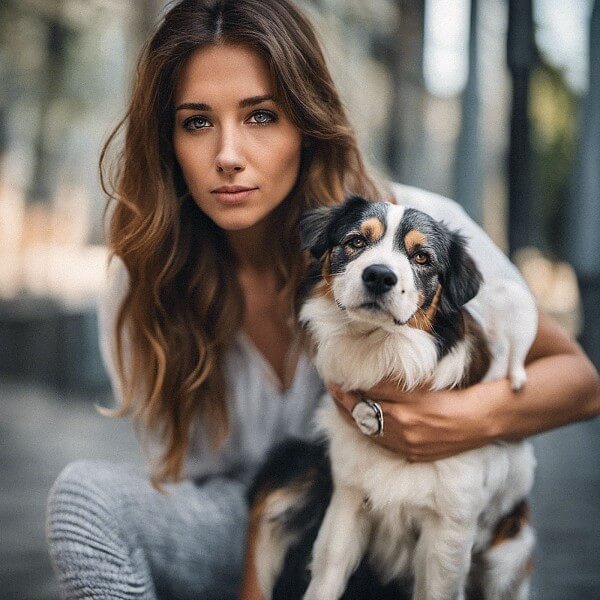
(481, 310), (600, 442)
(483, 348), (600, 442)
(330, 311), (600, 462)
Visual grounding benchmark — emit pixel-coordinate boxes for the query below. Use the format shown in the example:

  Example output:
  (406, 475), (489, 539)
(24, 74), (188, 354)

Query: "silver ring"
(351, 398), (384, 437)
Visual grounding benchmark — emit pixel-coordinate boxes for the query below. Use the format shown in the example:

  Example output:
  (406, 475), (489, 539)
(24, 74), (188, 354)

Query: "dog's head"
(299, 196), (482, 333)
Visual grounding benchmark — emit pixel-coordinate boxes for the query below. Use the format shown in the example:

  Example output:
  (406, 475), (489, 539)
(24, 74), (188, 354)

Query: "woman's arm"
(492, 310), (600, 438)
(330, 311), (600, 461)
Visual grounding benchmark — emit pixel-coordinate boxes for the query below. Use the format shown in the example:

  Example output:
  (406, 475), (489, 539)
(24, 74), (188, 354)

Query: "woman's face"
(173, 43), (303, 232)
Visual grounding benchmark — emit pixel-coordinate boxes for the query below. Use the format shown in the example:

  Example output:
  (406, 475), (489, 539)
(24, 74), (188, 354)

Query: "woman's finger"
(328, 385), (360, 414)
(363, 381), (430, 404)
(361, 381), (400, 401)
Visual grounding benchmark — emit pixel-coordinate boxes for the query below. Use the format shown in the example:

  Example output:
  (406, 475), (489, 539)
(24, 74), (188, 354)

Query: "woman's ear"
(441, 231), (482, 311)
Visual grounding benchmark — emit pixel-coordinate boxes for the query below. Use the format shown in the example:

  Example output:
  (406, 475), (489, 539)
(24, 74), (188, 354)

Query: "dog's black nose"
(362, 264), (398, 295)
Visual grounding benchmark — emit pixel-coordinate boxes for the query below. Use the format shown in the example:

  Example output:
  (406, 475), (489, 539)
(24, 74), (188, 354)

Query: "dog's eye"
(413, 251), (430, 265)
(346, 236), (367, 250)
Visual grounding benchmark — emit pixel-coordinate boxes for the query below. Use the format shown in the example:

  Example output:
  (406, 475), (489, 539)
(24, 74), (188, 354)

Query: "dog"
(248, 196), (537, 600)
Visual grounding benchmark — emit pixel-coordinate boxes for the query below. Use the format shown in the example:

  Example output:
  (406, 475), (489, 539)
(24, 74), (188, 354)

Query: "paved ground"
(1, 380), (599, 599)
(0, 381), (140, 600)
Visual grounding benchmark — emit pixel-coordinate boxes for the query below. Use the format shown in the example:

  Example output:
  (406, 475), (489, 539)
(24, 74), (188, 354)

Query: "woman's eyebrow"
(175, 95), (275, 112)
(175, 102), (211, 111)
(239, 94), (275, 108)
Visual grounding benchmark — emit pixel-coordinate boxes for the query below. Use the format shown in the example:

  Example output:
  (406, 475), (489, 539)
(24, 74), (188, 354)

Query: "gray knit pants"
(46, 460), (248, 599)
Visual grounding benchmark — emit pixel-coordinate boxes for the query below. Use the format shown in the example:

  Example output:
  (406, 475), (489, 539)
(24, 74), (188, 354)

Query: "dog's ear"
(440, 231), (482, 311)
(300, 196), (372, 259)
(299, 206), (336, 259)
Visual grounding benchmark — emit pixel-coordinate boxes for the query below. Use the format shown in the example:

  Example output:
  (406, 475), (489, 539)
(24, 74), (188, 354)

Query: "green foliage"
(529, 60), (579, 255)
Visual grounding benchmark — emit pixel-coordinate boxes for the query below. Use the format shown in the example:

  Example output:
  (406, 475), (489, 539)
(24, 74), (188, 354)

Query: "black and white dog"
(249, 196), (537, 600)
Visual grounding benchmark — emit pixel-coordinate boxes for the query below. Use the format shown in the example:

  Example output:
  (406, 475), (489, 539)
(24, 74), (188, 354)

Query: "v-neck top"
(97, 183), (528, 481)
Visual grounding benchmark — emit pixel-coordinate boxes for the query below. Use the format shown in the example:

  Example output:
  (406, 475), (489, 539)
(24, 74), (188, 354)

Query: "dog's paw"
(510, 367), (527, 392)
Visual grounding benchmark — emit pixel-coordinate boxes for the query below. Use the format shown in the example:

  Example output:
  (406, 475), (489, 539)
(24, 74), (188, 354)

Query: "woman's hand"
(329, 382), (498, 462)
(329, 312), (600, 463)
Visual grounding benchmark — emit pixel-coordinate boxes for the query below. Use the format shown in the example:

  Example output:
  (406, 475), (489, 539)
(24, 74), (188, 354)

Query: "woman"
(46, 1), (600, 599)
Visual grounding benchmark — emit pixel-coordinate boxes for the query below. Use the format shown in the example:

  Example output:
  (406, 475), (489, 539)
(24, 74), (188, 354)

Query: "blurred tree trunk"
(506, 0), (542, 254)
(0, 3), (8, 165)
(28, 19), (70, 204)
(385, 0), (426, 185)
(567, 0), (600, 368)
(454, 0), (482, 223)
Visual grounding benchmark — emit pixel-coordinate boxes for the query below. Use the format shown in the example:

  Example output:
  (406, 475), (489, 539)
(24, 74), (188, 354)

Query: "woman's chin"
(207, 209), (270, 233)
(214, 215), (264, 232)
(192, 191), (291, 235)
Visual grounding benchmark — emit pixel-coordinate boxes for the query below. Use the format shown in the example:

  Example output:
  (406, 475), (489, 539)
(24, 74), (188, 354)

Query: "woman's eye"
(247, 110), (277, 125)
(183, 116), (210, 131)
(413, 251), (430, 265)
(346, 236), (367, 250)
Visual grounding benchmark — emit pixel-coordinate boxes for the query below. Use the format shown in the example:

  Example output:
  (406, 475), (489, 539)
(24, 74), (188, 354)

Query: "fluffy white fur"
(474, 279), (538, 391)
(297, 205), (537, 600)
(303, 295), (441, 392)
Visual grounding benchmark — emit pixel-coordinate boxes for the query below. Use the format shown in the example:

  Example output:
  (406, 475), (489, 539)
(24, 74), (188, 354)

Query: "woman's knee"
(46, 460), (155, 599)
(46, 459), (147, 549)
(48, 459), (126, 522)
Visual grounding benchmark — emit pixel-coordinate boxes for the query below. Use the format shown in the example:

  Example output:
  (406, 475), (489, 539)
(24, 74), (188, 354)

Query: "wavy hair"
(100, 0), (389, 485)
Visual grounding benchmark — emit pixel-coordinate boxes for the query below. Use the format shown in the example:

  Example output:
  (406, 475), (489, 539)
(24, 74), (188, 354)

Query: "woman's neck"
(225, 219), (273, 271)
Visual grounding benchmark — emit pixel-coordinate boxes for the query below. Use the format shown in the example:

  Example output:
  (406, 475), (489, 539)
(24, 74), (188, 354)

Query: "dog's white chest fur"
(318, 401), (535, 568)
(302, 296), (473, 392)
(300, 295), (536, 600)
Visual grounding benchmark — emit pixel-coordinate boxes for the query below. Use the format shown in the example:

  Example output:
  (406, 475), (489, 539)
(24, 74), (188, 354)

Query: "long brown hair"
(100, 0), (388, 484)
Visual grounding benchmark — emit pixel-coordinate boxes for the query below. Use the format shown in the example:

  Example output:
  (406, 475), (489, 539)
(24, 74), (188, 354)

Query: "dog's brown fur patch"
(408, 284), (443, 332)
(360, 218), (385, 242)
(458, 313), (492, 388)
(404, 229), (427, 253)
(313, 250), (336, 300)
(525, 554), (535, 574)
(250, 469), (318, 526)
(490, 500), (530, 547)
(321, 251), (333, 285)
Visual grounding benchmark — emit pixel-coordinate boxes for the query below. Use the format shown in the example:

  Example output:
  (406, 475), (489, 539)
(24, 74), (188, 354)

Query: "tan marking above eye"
(360, 218), (385, 242)
(404, 229), (427, 253)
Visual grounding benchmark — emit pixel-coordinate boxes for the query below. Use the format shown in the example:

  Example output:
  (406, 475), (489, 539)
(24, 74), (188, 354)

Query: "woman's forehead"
(174, 43), (274, 107)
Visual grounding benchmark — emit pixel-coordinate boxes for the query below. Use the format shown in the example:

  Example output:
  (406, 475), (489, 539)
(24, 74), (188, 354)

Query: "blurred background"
(0, 0), (598, 598)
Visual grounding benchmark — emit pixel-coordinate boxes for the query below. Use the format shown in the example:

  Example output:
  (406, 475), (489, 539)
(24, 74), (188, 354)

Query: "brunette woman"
(46, 1), (600, 599)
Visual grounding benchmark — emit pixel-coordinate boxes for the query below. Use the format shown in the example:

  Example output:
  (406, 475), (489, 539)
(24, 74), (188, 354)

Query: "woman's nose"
(215, 127), (245, 174)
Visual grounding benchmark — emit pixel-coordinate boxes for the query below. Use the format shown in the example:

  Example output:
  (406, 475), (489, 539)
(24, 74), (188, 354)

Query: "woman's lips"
(211, 186), (258, 204)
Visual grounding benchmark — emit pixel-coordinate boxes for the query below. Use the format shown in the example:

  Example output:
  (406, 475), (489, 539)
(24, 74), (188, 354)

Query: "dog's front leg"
(303, 485), (370, 600)
(412, 517), (475, 600)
